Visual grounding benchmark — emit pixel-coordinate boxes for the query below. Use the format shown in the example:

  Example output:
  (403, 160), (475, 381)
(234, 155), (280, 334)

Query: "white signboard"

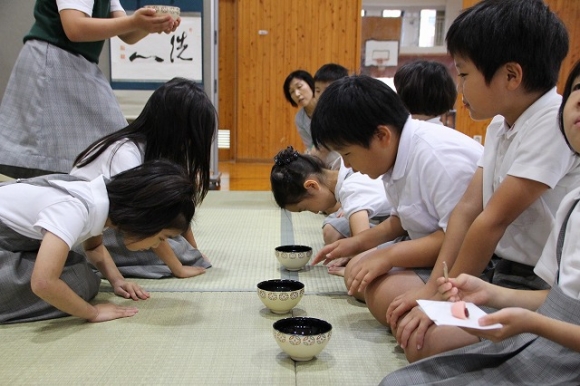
(111, 15), (202, 82)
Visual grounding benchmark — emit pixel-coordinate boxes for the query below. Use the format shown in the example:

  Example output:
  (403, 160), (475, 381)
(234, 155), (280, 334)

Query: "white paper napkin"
(417, 300), (503, 330)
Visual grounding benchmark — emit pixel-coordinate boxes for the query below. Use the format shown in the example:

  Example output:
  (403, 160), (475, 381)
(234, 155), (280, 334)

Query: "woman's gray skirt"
(0, 39), (127, 176)
(0, 220), (100, 324)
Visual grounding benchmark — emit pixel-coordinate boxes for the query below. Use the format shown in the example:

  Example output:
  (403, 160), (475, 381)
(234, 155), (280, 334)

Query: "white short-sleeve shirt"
(0, 176), (109, 248)
(479, 87), (580, 266)
(57, 0), (124, 15)
(71, 140), (144, 180)
(335, 160), (392, 220)
(535, 186), (580, 298)
(382, 118), (483, 240)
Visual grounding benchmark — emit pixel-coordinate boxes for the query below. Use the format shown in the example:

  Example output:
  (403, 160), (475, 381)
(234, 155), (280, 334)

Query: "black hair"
(559, 60), (580, 155)
(394, 60), (457, 117)
(283, 70), (315, 107)
(106, 160), (196, 240)
(314, 63), (349, 83)
(446, 0), (568, 93)
(311, 75), (409, 150)
(74, 77), (217, 203)
(270, 146), (327, 208)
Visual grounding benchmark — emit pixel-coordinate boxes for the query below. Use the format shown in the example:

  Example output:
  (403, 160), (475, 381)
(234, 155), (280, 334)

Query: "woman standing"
(0, 0), (179, 178)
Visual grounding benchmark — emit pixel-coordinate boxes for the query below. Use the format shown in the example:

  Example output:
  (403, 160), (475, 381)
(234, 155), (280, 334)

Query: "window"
(382, 9), (401, 18)
(361, 3), (448, 49)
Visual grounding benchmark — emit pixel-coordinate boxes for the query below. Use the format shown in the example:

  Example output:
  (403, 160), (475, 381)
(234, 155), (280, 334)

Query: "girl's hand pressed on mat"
(112, 280), (150, 300)
(174, 265), (206, 279)
(88, 303), (139, 323)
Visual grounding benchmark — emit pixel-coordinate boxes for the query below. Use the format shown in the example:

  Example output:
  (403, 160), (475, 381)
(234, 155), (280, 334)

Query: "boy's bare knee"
(322, 225), (342, 244)
(404, 326), (480, 363)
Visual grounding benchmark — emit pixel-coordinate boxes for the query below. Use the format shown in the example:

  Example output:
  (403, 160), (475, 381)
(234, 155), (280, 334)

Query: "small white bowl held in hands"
(257, 279), (305, 314)
(275, 245), (312, 271)
(145, 5), (180, 19)
(273, 317), (332, 361)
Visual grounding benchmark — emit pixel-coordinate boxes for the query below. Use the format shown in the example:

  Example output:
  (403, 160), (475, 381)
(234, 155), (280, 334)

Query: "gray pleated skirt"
(83, 228), (212, 279)
(0, 220), (100, 324)
(0, 39), (127, 176)
(380, 285), (580, 385)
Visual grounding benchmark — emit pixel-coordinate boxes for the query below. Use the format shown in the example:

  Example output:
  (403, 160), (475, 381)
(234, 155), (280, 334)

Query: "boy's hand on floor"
(312, 237), (362, 265)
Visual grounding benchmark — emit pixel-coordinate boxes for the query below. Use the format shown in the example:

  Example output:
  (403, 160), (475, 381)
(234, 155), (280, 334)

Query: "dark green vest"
(24, 0), (112, 64)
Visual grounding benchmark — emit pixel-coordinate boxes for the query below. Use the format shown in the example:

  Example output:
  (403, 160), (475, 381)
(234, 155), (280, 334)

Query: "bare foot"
(326, 257), (350, 277)
(327, 265), (345, 277)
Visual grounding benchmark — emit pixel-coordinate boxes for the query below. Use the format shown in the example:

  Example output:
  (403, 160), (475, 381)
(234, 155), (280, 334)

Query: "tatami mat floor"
(0, 190), (407, 385)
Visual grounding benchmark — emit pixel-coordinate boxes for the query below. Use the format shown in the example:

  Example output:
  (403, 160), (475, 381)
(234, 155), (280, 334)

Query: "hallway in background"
(217, 161), (271, 191)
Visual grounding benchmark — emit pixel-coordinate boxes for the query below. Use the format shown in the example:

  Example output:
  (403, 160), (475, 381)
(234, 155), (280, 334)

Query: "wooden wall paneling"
(454, 0), (490, 142)
(333, 0), (362, 73)
(266, 1), (287, 161)
(350, 0), (363, 74)
(255, 0), (267, 160)
(218, 0), (235, 160)
(328, 0), (341, 64)
(234, 0), (361, 162)
(547, 0), (580, 94)
(280, 1), (303, 154)
(235, 0), (256, 160)
(317, 0), (329, 64)
(456, 0), (580, 143)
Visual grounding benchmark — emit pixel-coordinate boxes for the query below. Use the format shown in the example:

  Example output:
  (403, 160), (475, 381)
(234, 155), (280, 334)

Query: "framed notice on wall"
(110, 14), (202, 85)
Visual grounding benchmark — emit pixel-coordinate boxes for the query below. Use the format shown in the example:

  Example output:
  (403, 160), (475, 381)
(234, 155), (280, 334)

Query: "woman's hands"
(131, 7), (180, 34)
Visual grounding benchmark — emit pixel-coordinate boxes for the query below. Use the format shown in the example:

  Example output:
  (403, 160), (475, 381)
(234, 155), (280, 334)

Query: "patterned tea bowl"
(257, 279), (304, 314)
(273, 317), (332, 361)
(145, 5), (180, 19)
(275, 245), (312, 271)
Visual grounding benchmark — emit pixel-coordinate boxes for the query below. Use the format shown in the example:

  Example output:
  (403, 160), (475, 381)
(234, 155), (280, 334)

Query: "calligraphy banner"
(110, 15), (202, 83)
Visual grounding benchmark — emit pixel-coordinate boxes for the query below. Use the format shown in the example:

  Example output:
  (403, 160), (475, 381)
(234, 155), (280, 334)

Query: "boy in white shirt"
(381, 58), (580, 385)
(309, 75), (483, 301)
(393, 60), (457, 126)
(270, 146), (392, 278)
(385, 0), (580, 363)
